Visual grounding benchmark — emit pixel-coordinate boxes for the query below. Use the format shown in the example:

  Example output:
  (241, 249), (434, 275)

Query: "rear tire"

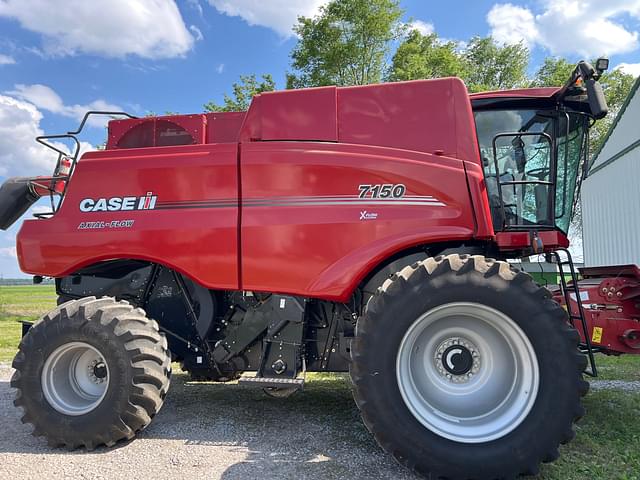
(11, 296), (171, 449)
(350, 254), (587, 480)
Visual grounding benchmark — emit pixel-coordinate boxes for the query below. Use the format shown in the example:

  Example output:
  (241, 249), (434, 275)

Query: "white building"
(582, 76), (640, 267)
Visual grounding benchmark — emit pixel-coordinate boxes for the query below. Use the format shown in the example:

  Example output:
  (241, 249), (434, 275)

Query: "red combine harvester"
(1, 58), (633, 479)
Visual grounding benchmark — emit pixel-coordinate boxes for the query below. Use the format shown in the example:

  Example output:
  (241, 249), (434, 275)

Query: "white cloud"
(407, 20), (434, 36)
(0, 92), (96, 177)
(487, 0), (640, 57)
(190, 25), (204, 41)
(216, 63), (225, 74)
(0, 95), (57, 176)
(487, 4), (537, 47)
(7, 84), (122, 128)
(207, 0), (329, 37)
(616, 62), (640, 77)
(0, 0), (194, 59)
(187, 0), (204, 18)
(0, 246), (17, 258)
(0, 54), (15, 65)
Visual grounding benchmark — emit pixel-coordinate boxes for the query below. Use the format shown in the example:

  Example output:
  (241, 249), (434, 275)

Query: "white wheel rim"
(41, 341), (109, 416)
(396, 302), (539, 443)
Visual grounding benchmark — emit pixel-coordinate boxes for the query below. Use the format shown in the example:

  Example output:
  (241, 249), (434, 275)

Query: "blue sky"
(1, 0), (639, 277)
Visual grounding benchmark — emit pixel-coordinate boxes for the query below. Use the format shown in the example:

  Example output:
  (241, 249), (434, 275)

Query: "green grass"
(535, 389), (640, 479)
(1, 285), (639, 478)
(0, 284), (57, 362)
(590, 354), (640, 382)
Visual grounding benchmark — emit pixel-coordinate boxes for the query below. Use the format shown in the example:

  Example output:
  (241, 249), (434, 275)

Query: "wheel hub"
(434, 337), (480, 383)
(396, 302), (539, 443)
(89, 360), (108, 383)
(41, 342), (110, 416)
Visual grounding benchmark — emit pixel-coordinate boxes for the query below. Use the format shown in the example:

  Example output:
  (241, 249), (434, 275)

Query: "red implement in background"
(552, 264), (640, 354)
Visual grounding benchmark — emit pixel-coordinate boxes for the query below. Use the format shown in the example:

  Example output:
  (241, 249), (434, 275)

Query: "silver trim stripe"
(244, 195), (445, 207)
(245, 200), (446, 207)
(155, 195), (446, 209)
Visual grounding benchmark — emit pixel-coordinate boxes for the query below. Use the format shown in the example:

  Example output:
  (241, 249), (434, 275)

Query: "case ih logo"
(79, 192), (157, 212)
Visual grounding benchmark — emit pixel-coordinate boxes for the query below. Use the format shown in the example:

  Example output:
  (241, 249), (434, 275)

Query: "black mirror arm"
(556, 60), (608, 120)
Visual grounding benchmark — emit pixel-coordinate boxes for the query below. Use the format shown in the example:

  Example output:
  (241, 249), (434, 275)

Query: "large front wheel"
(350, 254), (588, 480)
(11, 297), (171, 449)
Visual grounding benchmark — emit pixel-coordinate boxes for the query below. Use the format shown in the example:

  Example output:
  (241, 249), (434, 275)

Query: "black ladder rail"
(549, 248), (597, 377)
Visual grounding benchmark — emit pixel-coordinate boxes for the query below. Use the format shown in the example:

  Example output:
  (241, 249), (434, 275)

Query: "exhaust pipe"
(0, 177), (40, 230)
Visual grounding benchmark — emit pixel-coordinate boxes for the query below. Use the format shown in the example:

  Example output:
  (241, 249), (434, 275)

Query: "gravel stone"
(0, 363), (417, 480)
(589, 379), (640, 392)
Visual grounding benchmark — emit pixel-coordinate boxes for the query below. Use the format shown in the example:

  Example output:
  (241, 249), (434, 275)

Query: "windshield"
(474, 109), (587, 234)
(555, 113), (588, 232)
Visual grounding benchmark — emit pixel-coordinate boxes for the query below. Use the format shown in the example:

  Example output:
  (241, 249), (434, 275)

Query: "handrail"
(32, 110), (137, 216)
(67, 110), (136, 135)
(491, 131), (555, 230)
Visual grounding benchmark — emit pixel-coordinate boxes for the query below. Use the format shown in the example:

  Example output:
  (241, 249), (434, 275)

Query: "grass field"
(1, 284), (639, 479)
(0, 284), (57, 362)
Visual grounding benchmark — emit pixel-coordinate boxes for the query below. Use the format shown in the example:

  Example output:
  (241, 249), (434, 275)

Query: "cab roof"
(469, 87), (560, 100)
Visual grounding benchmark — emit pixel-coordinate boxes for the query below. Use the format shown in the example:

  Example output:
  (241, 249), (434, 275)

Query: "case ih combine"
(2, 58), (637, 479)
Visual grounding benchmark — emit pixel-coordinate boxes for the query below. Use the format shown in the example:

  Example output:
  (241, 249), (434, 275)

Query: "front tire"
(11, 296), (171, 449)
(350, 254), (588, 479)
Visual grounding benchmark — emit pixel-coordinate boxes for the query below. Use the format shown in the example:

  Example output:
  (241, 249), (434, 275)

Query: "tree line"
(204, 0), (635, 155)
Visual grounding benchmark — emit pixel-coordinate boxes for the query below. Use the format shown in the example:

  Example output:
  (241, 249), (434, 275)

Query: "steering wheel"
(525, 167), (549, 180)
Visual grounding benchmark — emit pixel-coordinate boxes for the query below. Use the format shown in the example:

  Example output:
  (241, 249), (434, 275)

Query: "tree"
(531, 57), (635, 154)
(590, 68), (636, 151)
(462, 37), (529, 93)
(529, 57), (575, 88)
(204, 74), (276, 112)
(287, 0), (404, 88)
(387, 29), (467, 81)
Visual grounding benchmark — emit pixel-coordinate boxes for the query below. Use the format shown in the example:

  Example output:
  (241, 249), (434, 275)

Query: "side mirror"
(578, 60), (608, 120)
(585, 78), (608, 119)
(557, 59), (609, 120)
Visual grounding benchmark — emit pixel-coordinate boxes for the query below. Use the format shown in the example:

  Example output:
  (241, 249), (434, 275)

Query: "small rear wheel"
(350, 254), (588, 480)
(262, 386), (298, 398)
(11, 296), (171, 449)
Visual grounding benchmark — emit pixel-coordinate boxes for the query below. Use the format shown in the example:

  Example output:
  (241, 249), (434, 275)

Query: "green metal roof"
(587, 75), (640, 177)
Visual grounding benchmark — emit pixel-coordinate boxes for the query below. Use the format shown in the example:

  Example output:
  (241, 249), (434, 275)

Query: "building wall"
(582, 77), (640, 268)
(590, 80), (640, 170)
(582, 150), (640, 266)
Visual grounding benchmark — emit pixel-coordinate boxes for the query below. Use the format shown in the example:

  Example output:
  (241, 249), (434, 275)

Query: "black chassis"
(55, 259), (357, 380)
(52, 243), (496, 380)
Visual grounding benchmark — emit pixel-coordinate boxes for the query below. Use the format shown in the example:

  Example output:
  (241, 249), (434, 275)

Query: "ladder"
(548, 248), (598, 377)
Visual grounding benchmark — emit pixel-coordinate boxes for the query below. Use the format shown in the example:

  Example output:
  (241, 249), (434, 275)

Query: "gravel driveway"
(0, 363), (416, 480)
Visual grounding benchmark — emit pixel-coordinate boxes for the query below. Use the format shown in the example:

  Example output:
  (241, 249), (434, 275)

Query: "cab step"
(238, 375), (304, 390)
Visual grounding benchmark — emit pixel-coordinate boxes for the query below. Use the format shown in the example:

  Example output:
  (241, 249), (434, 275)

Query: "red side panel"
(17, 144), (239, 289)
(337, 78), (479, 162)
(259, 86), (337, 142)
(240, 142), (476, 301)
(239, 95), (262, 142)
(205, 112), (245, 143)
(495, 230), (569, 251)
(463, 160), (494, 238)
(239, 78), (481, 165)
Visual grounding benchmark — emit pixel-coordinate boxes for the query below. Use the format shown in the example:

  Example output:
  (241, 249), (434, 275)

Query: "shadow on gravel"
(0, 372), (417, 479)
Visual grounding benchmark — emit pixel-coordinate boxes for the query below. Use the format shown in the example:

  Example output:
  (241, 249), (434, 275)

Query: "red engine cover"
(106, 114), (207, 149)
